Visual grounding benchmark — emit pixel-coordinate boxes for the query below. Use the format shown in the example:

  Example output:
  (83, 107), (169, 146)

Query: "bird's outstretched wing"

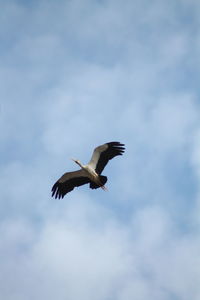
(88, 141), (125, 174)
(52, 170), (90, 199)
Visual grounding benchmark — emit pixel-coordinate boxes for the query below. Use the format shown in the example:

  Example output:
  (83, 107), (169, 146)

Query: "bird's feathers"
(52, 175), (90, 199)
(88, 141), (125, 174)
(51, 141), (125, 199)
(90, 175), (107, 189)
(58, 170), (87, 183)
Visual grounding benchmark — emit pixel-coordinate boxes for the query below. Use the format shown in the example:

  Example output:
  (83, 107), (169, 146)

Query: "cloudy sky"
(1, 0), (200, 299)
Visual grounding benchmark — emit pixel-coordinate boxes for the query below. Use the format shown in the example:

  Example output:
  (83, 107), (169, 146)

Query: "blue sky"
(1, 0), (200, 299)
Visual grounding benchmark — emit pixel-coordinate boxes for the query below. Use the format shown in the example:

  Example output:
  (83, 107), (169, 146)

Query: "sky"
(1, 0), (200, 299)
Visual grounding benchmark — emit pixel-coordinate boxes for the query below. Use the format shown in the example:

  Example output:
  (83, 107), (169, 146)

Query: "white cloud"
(1, 205), (200, 300)
(1, 0), (200, 299)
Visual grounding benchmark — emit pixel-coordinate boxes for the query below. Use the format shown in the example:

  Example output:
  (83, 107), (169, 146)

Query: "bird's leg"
(100, 185), (108, 191)
(94, 176), (108, 191)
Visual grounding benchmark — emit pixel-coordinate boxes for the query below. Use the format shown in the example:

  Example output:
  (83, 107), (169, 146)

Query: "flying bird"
(51, 141), (125, 199)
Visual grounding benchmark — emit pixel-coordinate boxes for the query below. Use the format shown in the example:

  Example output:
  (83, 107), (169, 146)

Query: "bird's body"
(51, 141), (125, 199)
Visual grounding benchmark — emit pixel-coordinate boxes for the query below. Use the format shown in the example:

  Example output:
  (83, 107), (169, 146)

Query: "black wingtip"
(51, 181), (62, 199)
(107, 142), (125, 148)
(107, 141), (125, 155)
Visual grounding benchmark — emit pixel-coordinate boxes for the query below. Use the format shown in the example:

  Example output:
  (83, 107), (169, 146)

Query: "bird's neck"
(77, 161), (84, 169)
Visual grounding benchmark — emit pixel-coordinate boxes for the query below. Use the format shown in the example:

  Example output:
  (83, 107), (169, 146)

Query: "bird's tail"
(90, 175), (107, 190)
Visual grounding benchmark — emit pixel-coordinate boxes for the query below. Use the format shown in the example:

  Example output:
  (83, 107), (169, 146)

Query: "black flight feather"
(52, 177), (90, 199)
(95, 142), (125, 174)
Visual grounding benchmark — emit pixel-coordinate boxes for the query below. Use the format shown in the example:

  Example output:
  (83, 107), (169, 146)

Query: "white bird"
(51, 141), (125, 199)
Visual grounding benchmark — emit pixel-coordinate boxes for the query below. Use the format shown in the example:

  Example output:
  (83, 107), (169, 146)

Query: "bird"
(51, 141), (125, 199)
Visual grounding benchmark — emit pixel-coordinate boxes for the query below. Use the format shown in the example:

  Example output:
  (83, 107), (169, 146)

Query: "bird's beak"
(71, 158), (76, 162)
